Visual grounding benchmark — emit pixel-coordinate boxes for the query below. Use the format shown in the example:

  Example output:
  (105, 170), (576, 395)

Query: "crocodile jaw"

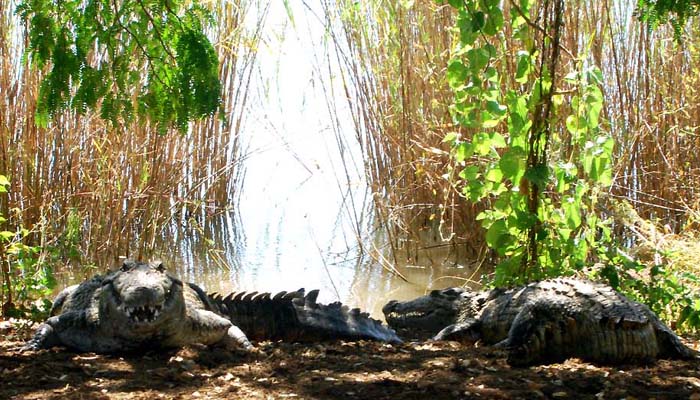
(102, 260), (185, 330)
(384, 308), (442, 326)
(383, 299), (459, 335)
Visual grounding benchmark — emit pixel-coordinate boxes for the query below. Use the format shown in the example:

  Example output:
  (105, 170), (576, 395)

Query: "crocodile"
(209, 289), (400, 343)
(383, 278), (699, 366)
(23, 260), (400, 353)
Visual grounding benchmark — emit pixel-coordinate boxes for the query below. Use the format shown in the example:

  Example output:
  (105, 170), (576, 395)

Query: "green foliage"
(59, 208), (84, 261)
(16, 0), (221, 132)
(441, 0), (700, 331)
(0, 175), (55, 321)
(596, 252), (700, 333)
(637, 0), (700, 40)
(444, 0), (614, 285)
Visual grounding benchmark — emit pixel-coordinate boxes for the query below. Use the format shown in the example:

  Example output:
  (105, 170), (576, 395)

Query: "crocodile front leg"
(22, 310), (116, 352)
(22, 321), (62, 351)
(175, 309), (252, 351)
(433, 317), (482, 342)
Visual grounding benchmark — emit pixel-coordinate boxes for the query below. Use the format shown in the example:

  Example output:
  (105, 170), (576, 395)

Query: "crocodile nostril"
(382, 300), (398, 314)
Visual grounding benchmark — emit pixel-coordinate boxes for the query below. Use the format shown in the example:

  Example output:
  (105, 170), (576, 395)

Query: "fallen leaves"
(1, 336), (699, 400)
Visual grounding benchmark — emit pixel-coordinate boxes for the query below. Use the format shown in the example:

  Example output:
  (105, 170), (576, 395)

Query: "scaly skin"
(383, 278), (699, 366)
(210, 289), (402, 344)
(23, 260), (252, 353)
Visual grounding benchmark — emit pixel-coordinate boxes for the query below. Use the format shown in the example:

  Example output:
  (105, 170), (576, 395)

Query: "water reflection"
(153, 213), (477, 320)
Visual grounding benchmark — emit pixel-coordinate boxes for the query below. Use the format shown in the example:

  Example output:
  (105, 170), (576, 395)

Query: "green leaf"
(467, 48), (489, 71)
(483, 8), (504, 36)
(472, 11), (486, 32)
(473, 132), (492, 155)
(0, 231), (15, 241)
(458, 12), (478, 45)
(494, 256), (522, 284)
(499, 148), (525, 180)
(0, 175), (10, 186)
(524, 164), (549, 188)
(562, 196), (582, 229)
(482, 113), (501, 128)
(465, 180), (486, 201)
(515, 52), (531, 83)
(486, 100), (507, 117)
(485, 165), (503, 182)
(455, 142), (474, 162)
(484, 66), (498, 82)
(512, 209), (537, 229)
(443, 132), (460, 144)
(565, 115), (586, 135)
(507, 92), (529, 137)
(19, 0), (222, 131)
(486, 220), (513, 253)
(447, 60), (469, 88)
(459, 165), (480, 181)
(554, 162), (577, 192)
(489, 132), (507, 148)
(483, 0), (501, 9)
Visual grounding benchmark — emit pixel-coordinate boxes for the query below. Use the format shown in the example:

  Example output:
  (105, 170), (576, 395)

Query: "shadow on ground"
(2, 330), (699, 399)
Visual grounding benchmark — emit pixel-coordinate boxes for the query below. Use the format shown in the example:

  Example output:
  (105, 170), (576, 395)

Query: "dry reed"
(326, 0), (485, 265)
(0, 0), (267, 269)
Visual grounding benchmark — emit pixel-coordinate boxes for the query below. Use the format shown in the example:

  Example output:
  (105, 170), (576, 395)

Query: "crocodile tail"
(209, 289), (402, 344)
(654, 322), (700, 360)
(631, 302), (699, 360)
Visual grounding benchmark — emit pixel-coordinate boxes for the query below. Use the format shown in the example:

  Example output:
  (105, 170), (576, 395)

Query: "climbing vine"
(443, 0), (614, 285)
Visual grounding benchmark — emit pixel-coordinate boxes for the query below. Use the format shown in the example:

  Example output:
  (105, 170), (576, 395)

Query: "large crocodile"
(383, 278), (699, 366)
(23, 260), (400, 353)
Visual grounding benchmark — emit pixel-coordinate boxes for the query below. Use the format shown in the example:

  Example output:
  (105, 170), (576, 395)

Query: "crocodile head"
(101, 260), (185, 333)
(382, 287), (471, 338)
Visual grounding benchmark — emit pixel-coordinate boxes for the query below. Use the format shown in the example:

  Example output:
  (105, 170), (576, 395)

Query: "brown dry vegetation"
(328, 1), (477, 262)
(0, 0), (264, 266)
(329, 0), (700, 258)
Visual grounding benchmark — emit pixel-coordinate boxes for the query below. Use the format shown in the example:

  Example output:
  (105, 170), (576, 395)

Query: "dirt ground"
(2, 321), (700, 400)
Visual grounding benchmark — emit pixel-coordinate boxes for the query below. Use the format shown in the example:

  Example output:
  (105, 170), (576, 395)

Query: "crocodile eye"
(155, 261), (166, 272)
(120, 262), (132, 272)
(443, 288), (464, 297)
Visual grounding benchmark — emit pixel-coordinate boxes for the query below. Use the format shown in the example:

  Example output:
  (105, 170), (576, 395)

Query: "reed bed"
(0, 0), (267, 269)
(327, 0), (700, 264)
(325, 0), (484, 264)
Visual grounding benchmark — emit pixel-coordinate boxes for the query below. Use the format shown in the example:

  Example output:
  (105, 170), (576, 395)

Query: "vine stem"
(523, 0), (564, 277)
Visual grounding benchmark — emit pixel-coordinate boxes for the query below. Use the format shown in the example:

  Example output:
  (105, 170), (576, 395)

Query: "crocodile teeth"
(123, 305), (162, 323)
(389, 311), (428, 319)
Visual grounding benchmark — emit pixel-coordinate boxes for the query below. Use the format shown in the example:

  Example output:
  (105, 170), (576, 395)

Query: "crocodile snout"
(382, 300), (398, 315)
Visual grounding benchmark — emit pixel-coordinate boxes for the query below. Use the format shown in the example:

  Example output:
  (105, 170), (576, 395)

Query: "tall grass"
(327, 0), (700, 265)
(0, 0), (267, 269)
(326, 1), (486, 265)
